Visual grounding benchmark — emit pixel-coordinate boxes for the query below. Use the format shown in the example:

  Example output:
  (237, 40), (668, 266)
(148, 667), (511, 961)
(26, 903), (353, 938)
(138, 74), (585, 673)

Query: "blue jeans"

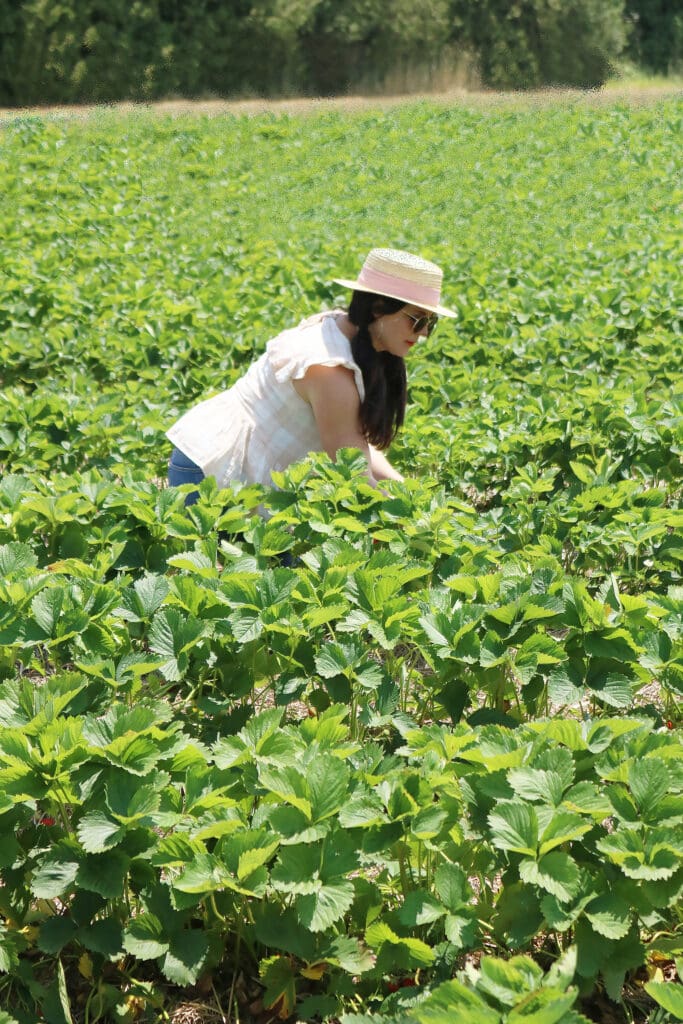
(167, 448), (294, 566)
(168, 447), (205, 506)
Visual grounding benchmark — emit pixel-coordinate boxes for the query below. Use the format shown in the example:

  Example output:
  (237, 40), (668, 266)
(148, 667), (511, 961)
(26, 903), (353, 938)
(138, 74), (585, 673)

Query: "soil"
(1, 82), (681, 122)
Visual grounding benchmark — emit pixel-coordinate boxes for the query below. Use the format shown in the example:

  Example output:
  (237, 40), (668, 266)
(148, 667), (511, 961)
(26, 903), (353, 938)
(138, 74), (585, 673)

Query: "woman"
(166, 248), (456, 500)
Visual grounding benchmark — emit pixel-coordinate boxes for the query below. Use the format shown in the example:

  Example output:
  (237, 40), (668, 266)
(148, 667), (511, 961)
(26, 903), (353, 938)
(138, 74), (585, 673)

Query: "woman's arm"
(294, 364), (379, 485)
(368, 445), (404, 482)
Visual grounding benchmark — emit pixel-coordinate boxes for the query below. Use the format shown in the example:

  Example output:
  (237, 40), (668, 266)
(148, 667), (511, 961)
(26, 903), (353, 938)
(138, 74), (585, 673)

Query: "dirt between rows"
(1, 82), (681, 121)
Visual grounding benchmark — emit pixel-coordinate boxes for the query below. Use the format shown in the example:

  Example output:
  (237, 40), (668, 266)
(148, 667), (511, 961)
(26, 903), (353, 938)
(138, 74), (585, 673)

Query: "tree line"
(1, 0), (681, 106)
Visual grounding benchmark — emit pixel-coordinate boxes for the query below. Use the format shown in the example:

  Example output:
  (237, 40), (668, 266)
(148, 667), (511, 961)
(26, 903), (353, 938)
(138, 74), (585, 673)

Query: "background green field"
(0, 99), (681, 1023)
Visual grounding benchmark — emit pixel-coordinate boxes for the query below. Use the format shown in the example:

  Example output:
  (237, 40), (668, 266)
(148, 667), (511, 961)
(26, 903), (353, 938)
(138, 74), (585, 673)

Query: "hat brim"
(332, 278), (458, 319)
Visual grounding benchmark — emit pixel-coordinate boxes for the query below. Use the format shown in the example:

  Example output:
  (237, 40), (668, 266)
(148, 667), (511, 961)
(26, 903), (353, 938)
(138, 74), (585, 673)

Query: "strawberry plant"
(0, 97), (681, 1021)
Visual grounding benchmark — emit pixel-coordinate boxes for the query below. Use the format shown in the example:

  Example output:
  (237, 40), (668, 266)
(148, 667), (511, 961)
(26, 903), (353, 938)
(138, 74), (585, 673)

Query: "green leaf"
(538, 812), (591, 856)
(507, 987), (577, 1024)
(434, 863), (469, 912)
(76, 811), (126, 853)
(133, 573), (170, 616)
(548, 664), (586, 706)
(123, 914), (169, 959)
(322, 935), (375, 975)
(37, 917), (78, 954)
(338, 791), (387, 828)
(488, 801), (538, 856)
(79, 918), (124, 957)
(628, 758), (669, 815)
(271, 844), (320, 894)
(508, 768), (566, 806)
(173, 853), (228, 894)
(589, 674), (635, 708)
(307, 754), (350, 821)
(260, 955), (297, 1018)
(57, 958), (74, 1024)
(161, 929), (209, 986)
(297, 879), (355, 932)
(76, 850), (129, 898)
(31, 847), (81, 898)
(315, 642), (351, 678)
(258, 764), (311, 819)
(585, 892), (632, 939)
(597, 829), (681, 880)
(519, 852), (581, 903)
(398, 892), (446, 927)
(478, 955), (543, 1005)
(366, 921), (435, 967)
(644, 981), (683, 1018)
(411, 978), (500, 1024)
(444, 913), (477, 949)
(411, 804), (449, 840)
(0, 542), (38, 577)
(30, 588), (64, 636)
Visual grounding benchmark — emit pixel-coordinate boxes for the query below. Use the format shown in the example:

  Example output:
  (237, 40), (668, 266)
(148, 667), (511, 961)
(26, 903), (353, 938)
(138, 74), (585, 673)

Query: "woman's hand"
(368, 444), (404, 483)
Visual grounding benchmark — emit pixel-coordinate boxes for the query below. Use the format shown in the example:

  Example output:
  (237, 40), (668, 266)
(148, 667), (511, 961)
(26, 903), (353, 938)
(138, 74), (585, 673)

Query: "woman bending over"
(167, 248), (456, 501)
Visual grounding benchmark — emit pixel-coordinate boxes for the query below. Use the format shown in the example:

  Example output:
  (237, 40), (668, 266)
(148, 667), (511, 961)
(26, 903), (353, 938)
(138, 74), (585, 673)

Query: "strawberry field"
(0, 98), (682, 1023)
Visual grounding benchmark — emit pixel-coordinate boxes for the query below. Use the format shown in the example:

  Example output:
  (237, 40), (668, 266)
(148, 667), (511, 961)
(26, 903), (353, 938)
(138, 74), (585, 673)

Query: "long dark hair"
(347, 291), (408, 450)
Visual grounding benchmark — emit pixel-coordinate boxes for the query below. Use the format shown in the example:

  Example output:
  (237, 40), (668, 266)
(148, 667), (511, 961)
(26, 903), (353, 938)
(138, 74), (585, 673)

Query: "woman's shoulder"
(266, 310), (364, 398)
(266, 310), (352, 364)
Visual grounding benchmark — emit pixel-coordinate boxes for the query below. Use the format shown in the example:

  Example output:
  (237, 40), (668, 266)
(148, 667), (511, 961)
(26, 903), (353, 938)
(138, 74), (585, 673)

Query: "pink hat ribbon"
(356, 264), (441, 308)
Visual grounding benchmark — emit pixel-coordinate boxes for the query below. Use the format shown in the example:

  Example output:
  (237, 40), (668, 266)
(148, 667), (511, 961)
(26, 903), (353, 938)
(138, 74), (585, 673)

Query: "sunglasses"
(402, 310), (439, 336)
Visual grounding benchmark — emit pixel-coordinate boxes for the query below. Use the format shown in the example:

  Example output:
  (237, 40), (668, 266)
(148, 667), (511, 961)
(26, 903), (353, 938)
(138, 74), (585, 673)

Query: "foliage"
(624, 0), (683, 75)
(0, 99), (681, 1021)
(450, 0), (627, 88)
(0, 0), (675, 104)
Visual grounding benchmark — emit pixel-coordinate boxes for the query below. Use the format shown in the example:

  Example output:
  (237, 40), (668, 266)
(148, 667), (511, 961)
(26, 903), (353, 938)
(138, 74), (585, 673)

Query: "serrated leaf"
(161, 929), (209, 986)
(237, 840), (279, 881)
(411, 804), (449, 839)
(173, 853), (227, 894)
(31, 849), (81, 898)
(323, 935), (375, 974)
(644, 980), (683, 1017)
(628, 758), (669, 815)
(539, 812), (591, 856)
(444, 913), (477, 949)
(411, 978), (500, 1024)
(519, 852), (581, 903)
(37, 917), (78, 954)
(271, 844), (320, 894)
(76, 849), (129, 898)
(589, 674), (635, 708)
(507, 987), (577, 1024)
(398, 892), (446, 927)
(79, 918), (124, 957)
(508, 768), (566, 806)
(30, 588), (64, 636)
(260, 955), (297, 1018)
(338, 791), (387, 828)
(435, 863), (469, 912)
(122, 914), (169, 959)
(585, 893), (632, 939)
(297, 880), (355, 931)
(478, 955), (543, 1004)
(0, 542), (38, 577)
(307, 754), (350, 821)
(77, 811), (126, 853)
(488, 801), (538, 856)
(133, 572), (170, 615)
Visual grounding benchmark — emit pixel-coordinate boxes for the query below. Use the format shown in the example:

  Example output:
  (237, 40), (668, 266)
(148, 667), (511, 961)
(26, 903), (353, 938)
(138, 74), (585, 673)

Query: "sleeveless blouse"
(166, 311), (365, 488)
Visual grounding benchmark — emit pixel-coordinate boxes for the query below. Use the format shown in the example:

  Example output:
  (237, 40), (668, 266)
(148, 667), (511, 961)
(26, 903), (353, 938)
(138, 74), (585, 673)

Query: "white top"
(166, 311), (365, 488)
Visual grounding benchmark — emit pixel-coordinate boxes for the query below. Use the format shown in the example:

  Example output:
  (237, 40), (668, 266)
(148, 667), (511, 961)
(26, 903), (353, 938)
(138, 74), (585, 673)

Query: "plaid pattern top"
(166, 311), (365, 488)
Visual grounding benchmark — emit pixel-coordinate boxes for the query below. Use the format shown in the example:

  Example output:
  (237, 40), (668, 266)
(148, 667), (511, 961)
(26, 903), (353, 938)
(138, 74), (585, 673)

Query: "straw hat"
(333, 248), (457, 318)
